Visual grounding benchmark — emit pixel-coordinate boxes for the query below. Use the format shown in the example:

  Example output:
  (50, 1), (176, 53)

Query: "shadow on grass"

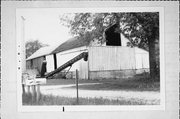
(22, 93), (160, 105)
(62, 76), (160, 92)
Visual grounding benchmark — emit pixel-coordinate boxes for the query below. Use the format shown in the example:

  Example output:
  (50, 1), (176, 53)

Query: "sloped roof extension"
(51, 36), (91, 54)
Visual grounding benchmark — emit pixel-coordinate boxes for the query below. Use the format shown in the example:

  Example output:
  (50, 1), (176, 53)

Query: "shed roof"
(51, 36), (91, 54)
(27, 36), (91, 60)
(26, 46), (56, 60)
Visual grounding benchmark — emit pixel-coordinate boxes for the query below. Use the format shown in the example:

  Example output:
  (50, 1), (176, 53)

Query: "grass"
(22, 93), (159, 105)
(44, 74), (160, 92)
(43, 79), (99, 86)
(23, 74), (160, 105)
(68, 79), (159, 92)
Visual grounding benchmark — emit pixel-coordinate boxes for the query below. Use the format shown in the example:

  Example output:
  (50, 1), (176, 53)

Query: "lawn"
(43, 78), (99, 86)
(23, 93), (159, 105)
(23, 74), (160, 105)
(64, 78), (160, 92)
(44, 75), (160, 92)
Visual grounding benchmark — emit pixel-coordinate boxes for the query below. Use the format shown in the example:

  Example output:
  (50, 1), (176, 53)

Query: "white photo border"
(16, 7), (165, 112)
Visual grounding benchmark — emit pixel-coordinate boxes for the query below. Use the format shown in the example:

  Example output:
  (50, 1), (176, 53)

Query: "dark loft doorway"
(105, 23), (121, 46)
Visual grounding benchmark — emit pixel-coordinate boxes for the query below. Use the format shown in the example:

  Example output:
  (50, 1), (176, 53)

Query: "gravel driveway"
(40, 83), (160, 104)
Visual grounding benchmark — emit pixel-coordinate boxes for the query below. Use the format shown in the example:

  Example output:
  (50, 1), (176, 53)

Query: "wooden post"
(36, 84), (40, 103)
(53, 53), (57, 70)
(27, 85), (30, 94)
(31, 85), (36, 102)
(22, 84), (25, 94)
(76, 69), (79, 104)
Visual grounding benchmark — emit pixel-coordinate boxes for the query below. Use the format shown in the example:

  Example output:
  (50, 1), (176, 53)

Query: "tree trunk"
(148, 36), (159, 80)
(148, 39), (156, 79)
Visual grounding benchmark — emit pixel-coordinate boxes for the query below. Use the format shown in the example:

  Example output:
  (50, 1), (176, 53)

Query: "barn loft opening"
(105, 23), (121, 46)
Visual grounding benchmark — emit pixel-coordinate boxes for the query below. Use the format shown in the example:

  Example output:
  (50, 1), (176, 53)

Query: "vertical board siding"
(56, 48), (88, 79)
(26, 60), (31, 69)
(89, 46), (136, 71)
(56, 52), (81, 71)
(26, 57), (43, 73)
(135, 47), (149, 69)
(142, 53), (149, 68)
(26, 55), (55, 73)
(135, 54), (143, 69)
(32, 57), (44, 73)
(79, 59), (88, 79)
(46, 55), (54, 72)
(89, 46), (149, 72)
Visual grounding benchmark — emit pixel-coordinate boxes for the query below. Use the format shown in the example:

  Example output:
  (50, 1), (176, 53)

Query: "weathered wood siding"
(26, 60), (31, 69)
(135, 47), (149, 69)
(56, 47), (88, 79)
(26, 57), (44, 73)
(33, 57), (44, 73)
(56, 52), (81, 71)
(46, 55), (54, 72)
(79, 58), (88, 79)
(27, 55), (55, 73)
(88, 46), (136, 71)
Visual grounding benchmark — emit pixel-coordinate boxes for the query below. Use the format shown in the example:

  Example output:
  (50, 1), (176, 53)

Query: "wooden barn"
(26, 45), (57, 74)
(27, 23), (149, 80)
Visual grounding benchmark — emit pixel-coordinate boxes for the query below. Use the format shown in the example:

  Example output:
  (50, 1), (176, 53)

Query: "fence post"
(36, 84), (40, 103)
(31, 85), (36, 102)
(22, 84), (25, 94)
(27, 85), (30, 93)
(76, 69), (79, 104)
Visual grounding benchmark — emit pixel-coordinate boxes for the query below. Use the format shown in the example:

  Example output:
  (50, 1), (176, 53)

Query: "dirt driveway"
(40, 83), (160, 105)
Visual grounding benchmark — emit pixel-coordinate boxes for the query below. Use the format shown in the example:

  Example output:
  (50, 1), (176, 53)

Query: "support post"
(53, 53), (57, 70)
(22, 84), (25, 94)
(76, 69), (79, 105)
(27, 85), (30, 93)
(36, 84), (40, 103)
(31, 85), (36, 102)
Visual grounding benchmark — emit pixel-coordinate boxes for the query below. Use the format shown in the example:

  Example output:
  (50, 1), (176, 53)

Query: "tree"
(60, 12), (159, 79)
(25, 40), (48, 58)
(119, 13), (159, 79)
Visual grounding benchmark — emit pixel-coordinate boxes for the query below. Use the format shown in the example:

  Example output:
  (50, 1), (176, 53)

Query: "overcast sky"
(20, 9), (72, 47)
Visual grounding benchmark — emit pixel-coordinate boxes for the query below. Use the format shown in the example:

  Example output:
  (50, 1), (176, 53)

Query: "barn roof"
(26, 46), (56, 61)
(50, 36), (91, 54)
(27, 36), (91, 60)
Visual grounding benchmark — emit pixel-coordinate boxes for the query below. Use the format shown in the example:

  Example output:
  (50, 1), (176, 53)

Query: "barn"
(26, 37), (90, 78)
(26, 45), (57, 74)
(45, 24), (149, 79)
(27, 23), (149, 80)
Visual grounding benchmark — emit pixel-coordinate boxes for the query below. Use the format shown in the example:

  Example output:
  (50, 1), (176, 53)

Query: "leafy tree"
(119, 13), (159, 79)
(25, 40), (48, 58)
(60, 12), (159, 79)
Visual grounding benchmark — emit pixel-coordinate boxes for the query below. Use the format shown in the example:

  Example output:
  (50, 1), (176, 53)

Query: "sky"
(20, 9), (72, 47)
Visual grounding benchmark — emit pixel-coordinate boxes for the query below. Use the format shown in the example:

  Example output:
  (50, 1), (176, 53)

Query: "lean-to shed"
(26, 45), (57, 74)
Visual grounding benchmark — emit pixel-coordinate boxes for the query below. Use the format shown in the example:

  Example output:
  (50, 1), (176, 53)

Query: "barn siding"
(120, 33), (130, 46)
(135, 47), (149, 69)
(89, 46), (136, 71)
(88, 46), (149, 79)
(56, 47), (88, 79)
(89, 70), (136, 79)
(32, 57), (44, 73)
(46, 55), (54, 72)
(79, 58), (88, 79)
(26, 57), (44, 73)
(26, 55), (54, 73)
(56, 51), (81, 71)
